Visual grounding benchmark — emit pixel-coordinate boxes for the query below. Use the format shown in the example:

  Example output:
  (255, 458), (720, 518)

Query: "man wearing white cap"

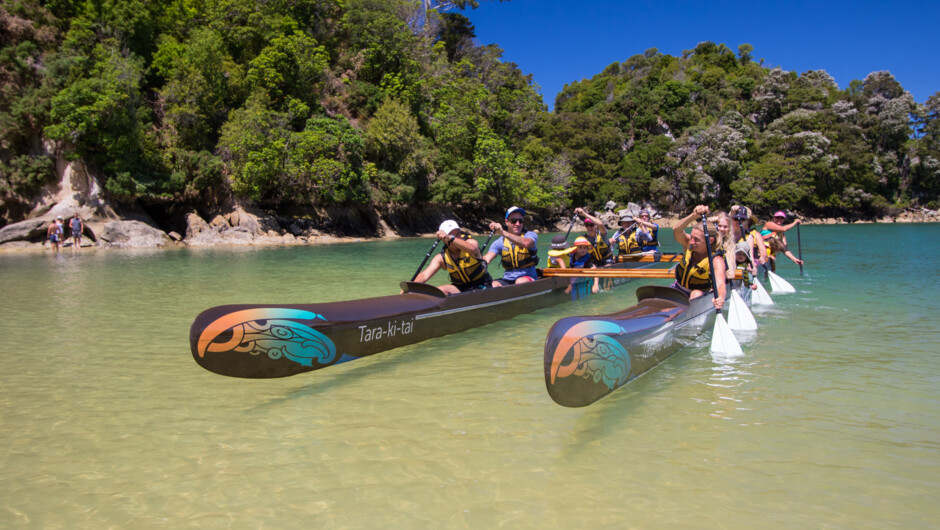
(412, 220), (492, 295)
(483, 206), (539, 286)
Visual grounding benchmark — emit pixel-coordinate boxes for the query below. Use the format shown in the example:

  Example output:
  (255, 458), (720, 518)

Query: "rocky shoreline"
(1, 161), (937, 253)
(3, 205), (936, 254)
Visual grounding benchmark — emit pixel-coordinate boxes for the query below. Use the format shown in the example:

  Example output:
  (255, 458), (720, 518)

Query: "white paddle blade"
(710, 314), (744, 357)
(728, 290), (758, 331)
(768, 271), (796, 293)
(752, 280), (774, 306)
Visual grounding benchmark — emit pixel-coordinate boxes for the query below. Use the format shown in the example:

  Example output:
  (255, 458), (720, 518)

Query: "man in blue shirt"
(483, 206), (539, 286)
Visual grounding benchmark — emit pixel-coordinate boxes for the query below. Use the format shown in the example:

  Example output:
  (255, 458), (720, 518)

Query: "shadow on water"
(245, 340), (453, 410)
(558, 344), (704, 457)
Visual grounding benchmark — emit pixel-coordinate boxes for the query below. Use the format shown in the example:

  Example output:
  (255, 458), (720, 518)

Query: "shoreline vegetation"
(2, 2), (938, 254)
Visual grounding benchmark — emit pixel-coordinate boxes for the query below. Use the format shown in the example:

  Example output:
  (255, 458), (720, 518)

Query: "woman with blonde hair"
(711, 211), (737, 281)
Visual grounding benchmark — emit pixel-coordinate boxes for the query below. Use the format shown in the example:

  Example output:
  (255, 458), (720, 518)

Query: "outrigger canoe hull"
(191, 265), (644, 379)
(544, 285), (717, 407)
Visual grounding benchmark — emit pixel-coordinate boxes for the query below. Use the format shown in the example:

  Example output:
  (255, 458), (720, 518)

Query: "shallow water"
(1, 224), (939, 527)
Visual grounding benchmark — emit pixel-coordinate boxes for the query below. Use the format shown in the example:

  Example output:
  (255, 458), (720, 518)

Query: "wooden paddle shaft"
(542, 268), (743, 280)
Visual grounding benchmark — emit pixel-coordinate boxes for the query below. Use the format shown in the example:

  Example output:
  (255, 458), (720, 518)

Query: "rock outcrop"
(98, 221), (172, 248)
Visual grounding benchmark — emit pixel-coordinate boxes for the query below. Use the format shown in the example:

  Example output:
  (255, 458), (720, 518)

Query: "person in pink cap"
(762, 211), (804, 271)
(573, 207), (612, 266)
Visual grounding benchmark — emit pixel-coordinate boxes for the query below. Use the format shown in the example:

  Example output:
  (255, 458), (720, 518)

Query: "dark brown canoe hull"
(544, 285), (717, 407)
(190, 264), (645, 378)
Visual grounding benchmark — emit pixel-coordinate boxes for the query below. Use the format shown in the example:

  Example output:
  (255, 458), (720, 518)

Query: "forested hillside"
(553, 43), (939, 215)
(1, 1), (937, 229)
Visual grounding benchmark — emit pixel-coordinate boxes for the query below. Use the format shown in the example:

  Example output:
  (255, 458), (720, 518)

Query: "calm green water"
(1, 224), (939, 528)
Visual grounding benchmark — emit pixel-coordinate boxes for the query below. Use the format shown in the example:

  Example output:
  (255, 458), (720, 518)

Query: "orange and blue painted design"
(548, 320), (631, 390)
(196, 308), (338, 368)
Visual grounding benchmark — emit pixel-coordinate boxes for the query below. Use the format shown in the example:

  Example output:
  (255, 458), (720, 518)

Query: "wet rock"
(98, 221), (172, 248)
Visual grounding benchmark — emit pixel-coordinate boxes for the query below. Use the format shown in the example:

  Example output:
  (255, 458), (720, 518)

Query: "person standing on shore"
(484, 206), (539, 286)
(69, 213), (84, 251)
(46, 217), (62, 252)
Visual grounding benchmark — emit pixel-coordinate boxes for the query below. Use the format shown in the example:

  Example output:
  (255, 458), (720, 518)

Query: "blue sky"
(462, 0), (939, 111)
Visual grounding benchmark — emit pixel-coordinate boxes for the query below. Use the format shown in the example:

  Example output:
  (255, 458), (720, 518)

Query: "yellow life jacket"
(500, 237), (539, 270)
(675, 248), (712, 291)
(761, 231), (778, 258)
(617, 231), (641, 254)
(442, 235), (489, 288)
(738, 229), (767, 261)
(735, 264), (751, 286)
(547, 252), (570, 268)
(588, 231), (612, 264)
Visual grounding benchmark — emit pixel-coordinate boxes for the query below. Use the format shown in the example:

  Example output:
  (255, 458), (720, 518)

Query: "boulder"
(0, 218), (49, 244)
(184, 212), (221, 246)
(98, 221), (172, 248)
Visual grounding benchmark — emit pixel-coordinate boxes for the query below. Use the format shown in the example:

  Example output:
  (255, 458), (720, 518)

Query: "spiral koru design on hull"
(549, 320), (631, 390)
(197, 309), (338, 368)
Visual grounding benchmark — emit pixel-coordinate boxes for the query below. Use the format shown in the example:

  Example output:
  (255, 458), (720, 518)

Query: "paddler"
(547, 235), (571, 268)
(730, 206), (768, 268)
(635, 208), (660, 253)
(569, 236), (601, 294)
(672, 205), (727, 309)
(610, 214), (642, 257)
(762, 211), (804, 269)
(484, 206), (539, 286)
(411, 220), (492, 295)
(574, 207), (613, 266)
(733, 241), (758, 291)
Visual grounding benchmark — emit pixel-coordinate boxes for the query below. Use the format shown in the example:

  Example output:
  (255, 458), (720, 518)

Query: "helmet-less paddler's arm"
(440, 230), (481, 258)
(673, 205), (709, 250)
(574, 207), (608, 236)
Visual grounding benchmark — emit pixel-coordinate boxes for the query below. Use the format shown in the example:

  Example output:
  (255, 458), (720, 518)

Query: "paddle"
(542, 268), (743, 279)
(794, 213), (804, 276)
(478, 228), (496, 272)
(564, 214), (579, 240)
(701, 214), (743, 357)
(728, 289), (758, 331)
(479, 228), (496, 255)
(768, 270), (796, 293)
(410, 237), (442, 282)
(752, 278), (775, 305)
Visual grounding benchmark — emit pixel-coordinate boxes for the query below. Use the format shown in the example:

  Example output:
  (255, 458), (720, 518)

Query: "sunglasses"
(507, 218), (524, 224)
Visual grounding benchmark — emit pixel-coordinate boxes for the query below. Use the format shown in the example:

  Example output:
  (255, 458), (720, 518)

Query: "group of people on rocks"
(411, 204), (804, 306)
(45, 213), (84, 252)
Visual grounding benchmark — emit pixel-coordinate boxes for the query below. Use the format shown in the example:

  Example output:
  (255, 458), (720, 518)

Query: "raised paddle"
(478, 228), (496, 271)
(564, 214), (579, 239)
(410, 237), (442, 282)
(700, 214), (743, 357)
(479, 228), (496, 254)
(794, 212), (804, 276)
